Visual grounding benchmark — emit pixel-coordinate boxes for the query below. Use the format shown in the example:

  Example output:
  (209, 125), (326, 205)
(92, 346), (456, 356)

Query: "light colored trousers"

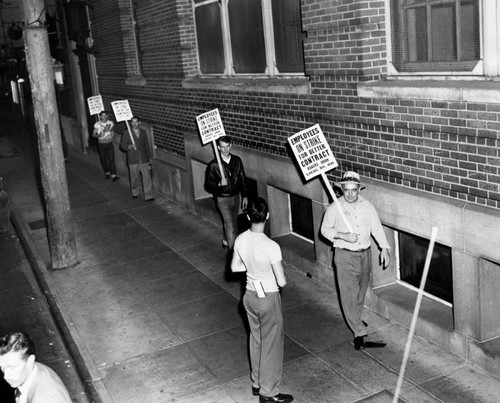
(334, 248), (372, 338)
(243, 290), (284, 398)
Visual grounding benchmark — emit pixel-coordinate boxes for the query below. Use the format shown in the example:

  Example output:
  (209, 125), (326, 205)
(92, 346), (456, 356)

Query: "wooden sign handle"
(212, 140), (226, 180)
(321, 172), (353, 233)
(125, 120), (136, 147)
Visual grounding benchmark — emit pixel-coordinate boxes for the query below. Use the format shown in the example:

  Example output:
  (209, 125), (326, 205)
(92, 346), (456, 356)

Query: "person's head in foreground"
(247, 197), (269, 223)
(0, 332), (36, 389)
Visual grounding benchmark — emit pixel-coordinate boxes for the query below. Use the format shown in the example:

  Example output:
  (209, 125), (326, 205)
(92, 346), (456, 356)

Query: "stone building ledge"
(366, 283), (500, 380)
(358, 80), (500, 103)
(155, 148), (187, 170)
(125, 75), (146, 86)
(183, 76), (311, 94)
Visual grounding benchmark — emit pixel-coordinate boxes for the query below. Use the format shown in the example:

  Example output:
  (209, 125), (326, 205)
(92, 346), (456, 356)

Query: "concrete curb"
(11, 206), (114, 403)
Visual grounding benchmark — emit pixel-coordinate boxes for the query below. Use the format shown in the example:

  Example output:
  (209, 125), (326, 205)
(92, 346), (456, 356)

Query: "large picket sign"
(288, 124), (352, 232)
(111, 99), (135, 146)
(196, 108), (226, 145)
(288, 124), (338, 181)
(111, 100), (134, 122)
(87, 95), (104, 116)
(196, 108), (227, 179)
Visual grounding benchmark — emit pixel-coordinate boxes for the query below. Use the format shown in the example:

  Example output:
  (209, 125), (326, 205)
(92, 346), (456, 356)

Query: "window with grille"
(193, 0), (305, 76)
(391, 0), (480, 73)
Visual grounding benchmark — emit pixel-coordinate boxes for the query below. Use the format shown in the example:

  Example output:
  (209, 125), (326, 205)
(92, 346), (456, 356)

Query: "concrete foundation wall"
(181, 134), (500, 347)
(363, 178), (500, 343)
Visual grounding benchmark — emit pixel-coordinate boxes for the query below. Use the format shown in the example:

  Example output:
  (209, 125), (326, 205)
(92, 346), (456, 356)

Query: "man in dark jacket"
(205, 136), (248, 249)
(120, 116), (154, 201)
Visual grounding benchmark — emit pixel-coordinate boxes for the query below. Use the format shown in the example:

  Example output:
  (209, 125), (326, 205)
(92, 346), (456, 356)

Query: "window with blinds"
(391, 0), (480, 73)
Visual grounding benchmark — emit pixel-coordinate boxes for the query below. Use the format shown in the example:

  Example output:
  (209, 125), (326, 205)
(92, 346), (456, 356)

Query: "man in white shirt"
(321, 171), (391, 350)
(92, 110), (119, 181)
(231, 198), (293, 403)
(0, 332), (72, 403)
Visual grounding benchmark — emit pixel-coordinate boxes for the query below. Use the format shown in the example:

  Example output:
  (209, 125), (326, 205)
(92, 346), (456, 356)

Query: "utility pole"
(21, 0), (78, 269)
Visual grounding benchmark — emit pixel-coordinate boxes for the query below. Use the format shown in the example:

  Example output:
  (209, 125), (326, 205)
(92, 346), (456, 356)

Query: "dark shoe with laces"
(259, 393), (294, 403)
(252, 386), (260, 396)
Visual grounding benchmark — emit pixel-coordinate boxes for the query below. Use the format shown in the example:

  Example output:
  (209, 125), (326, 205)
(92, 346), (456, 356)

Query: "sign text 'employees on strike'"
(289, 125), (321, 145)
(198, 110), (219, 119)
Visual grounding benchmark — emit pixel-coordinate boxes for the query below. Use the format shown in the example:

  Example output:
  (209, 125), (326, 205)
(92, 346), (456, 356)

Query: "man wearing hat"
(321, 171), (391, 350)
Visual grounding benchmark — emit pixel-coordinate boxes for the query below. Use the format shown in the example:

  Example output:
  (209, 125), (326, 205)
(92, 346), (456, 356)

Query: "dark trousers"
(216, 195), (239, 249)
(129, 162), (153, 199)
(97, 142), (116, 175)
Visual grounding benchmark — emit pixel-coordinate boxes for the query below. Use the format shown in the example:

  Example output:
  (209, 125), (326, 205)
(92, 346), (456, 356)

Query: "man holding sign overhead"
(321, 171), (391, 350)
(205, 136), (248, 250)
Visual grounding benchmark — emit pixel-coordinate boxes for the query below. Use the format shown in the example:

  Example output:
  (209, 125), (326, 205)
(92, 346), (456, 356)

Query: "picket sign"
(111, 100), (135, 147)
(288, 124), (353, 232)
(196, 108), (226, 180)
(87, 95), (104, 116)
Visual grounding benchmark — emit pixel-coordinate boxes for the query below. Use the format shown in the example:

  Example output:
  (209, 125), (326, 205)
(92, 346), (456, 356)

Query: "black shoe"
(354, 336), (386, 350)
(112, 176), (119, 181)
(105, 174), (111, 180)
(354, 336), (365, 350)
(252, 386), (260, 396)
(259, 393), (294, 403)
(132, 195), (138, 199)
(145, 197), (155, 202)
(364, 340), (386, 348)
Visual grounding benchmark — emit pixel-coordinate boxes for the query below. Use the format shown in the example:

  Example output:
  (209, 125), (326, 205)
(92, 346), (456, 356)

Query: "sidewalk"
(0, 112), (89, 402)
(2, 107), (500, 402)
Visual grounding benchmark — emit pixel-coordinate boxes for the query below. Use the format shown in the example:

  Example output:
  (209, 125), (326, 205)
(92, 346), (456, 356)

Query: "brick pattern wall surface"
(90, 1), (124, 79)
(88, 0), (500, 209)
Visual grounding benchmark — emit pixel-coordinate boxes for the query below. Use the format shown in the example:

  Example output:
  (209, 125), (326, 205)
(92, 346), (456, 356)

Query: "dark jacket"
(205, 154), (247, 198)
(120, 128), (152, 165)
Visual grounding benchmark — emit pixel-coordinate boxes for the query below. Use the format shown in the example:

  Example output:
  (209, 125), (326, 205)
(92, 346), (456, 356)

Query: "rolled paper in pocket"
(253, 280), (266, 298)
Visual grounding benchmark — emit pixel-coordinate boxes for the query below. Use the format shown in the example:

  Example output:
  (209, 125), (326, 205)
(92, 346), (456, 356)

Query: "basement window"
(397, 230), (453, 305)
(246, 177), (258, 202)
(289, 193), (314, 241)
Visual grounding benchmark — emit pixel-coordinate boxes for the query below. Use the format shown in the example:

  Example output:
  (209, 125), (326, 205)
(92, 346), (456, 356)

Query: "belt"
(217, 194), (237, 198)
(337, 247), (370, 253)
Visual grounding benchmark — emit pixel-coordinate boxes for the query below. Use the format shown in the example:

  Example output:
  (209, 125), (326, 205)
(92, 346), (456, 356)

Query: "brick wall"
(88, 0), (500, 208)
